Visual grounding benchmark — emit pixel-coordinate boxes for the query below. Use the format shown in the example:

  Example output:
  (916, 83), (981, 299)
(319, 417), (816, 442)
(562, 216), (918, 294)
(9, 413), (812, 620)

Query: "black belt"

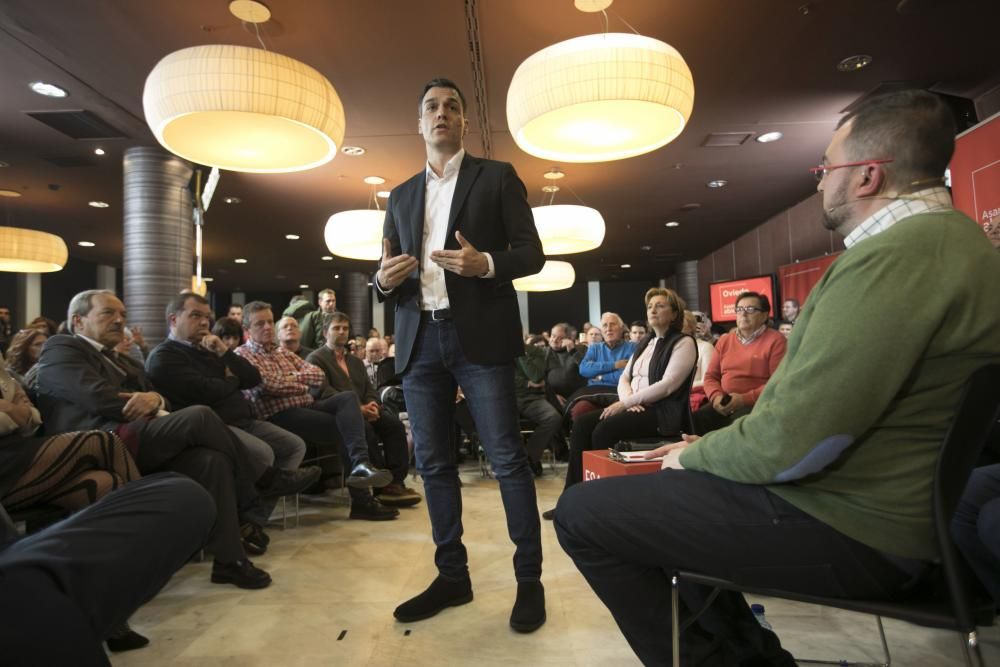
(421, 308), (452, 321)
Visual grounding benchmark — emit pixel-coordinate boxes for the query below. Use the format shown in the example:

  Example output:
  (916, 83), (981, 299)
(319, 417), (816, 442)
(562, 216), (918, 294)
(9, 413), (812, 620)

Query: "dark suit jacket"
(378, 154), (544, 373)
(307, 346), (377, 404)
(34, 334), (159, 434)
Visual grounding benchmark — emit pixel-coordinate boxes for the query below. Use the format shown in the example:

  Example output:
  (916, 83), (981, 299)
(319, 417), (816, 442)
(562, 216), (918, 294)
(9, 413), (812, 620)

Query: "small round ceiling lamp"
(506, 32), (694, 163)
(0, 226), (68, 272)
(324, 209), (384, 261)
(143, 45), (345, 173)
(531, 204), (605, 255)
(513, 261), (576, 292)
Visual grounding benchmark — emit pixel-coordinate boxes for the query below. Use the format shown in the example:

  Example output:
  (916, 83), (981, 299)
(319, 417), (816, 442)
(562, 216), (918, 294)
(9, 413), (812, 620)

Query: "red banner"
(951, 112), (1000, 247)
(709, 275), (775, 321)
(778, 254), (840, 309)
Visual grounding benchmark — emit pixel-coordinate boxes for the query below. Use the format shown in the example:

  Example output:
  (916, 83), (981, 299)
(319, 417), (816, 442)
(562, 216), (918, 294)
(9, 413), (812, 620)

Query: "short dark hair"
(212, 316), (243, 340)
(419, 78), (466, 115)
(242, 301), (272, 328)
(326, 311), (351, 330)
(837, 89), (955, 190)
(737, 291), (770, 315)
(630, 320), (647, 330)
(165, 292), (208, 323)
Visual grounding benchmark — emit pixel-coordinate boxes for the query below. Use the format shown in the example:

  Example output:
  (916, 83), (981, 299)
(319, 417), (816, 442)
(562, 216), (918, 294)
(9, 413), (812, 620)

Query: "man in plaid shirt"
(236, 301), (398, 521)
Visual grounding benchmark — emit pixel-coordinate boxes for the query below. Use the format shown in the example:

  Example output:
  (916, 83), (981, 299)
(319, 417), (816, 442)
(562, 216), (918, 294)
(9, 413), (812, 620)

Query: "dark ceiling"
(1, 0), (998, 292)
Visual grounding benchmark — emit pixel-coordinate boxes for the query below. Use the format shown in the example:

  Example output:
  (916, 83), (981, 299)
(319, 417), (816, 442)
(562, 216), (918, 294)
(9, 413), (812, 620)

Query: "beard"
(821, 179), (851, 232)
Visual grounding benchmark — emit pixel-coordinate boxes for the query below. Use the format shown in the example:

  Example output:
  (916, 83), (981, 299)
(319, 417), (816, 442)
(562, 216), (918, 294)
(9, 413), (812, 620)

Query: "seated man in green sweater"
(554, 88), (1000, 666)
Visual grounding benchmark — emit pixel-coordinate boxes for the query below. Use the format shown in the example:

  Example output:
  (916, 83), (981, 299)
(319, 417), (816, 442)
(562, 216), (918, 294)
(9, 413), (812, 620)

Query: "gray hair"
(68, 289), (115, 334)
(242, 301), (272, 328)
(600, 312), (625, 327)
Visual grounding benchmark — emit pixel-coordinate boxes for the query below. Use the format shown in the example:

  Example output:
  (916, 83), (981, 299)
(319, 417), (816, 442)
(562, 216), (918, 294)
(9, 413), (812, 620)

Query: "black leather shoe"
(394, 575), (474, 622)
(349, 495), (399, 521)
(542, 508), (556, 521)
(510, 581), (546, 633)
(106, 623), (149, 653)
(211, 559), (272, 589)
(259, 465), (322, 498)
(240, 522), (268, 556)
(347, 461), (392, 489)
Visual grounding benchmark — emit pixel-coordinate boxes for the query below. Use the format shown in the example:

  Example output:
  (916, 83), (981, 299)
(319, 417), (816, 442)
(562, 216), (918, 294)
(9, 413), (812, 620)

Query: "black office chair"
(671, 363), (1000, 667)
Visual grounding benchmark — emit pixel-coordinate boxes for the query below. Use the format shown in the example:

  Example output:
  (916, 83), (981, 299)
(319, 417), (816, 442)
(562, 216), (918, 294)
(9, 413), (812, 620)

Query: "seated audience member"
(34, 290), (306, 589)
(236, 301), (398, 520)
(628, 321), (647, 344)
(777, 320), (794, 338)
(277, 316), (313, 359)
(4, 327), (47, 386)
(212, 316), (244, 352)
(983, 217), (1000, 250)
(568, 312), (638, 419)
(146, 294), (320, 554)
(952, 463), (1000, 607)
(227, 304), (244, 321)
(553, 89), (1000, 665)
(683, 311), (715, 412)
(307, 314), (421, 507)
(544, 322), (587, 407)
(0, 473), (215, 666)
(364, 336), (387, 388)
(543, 288), (697, 520)
(691, 311), (716, 344)
(26, 316), (59, 337)
(782, 298), (801, 324)
(0, 306), (11, 356)
(300, 288), (337, 349)
(692, 291), (786, 435)
(368, 327), (381, 339)
(350, 335), (367, 361)
(513, 340), (564, 476)
(585, 326), (603, 345)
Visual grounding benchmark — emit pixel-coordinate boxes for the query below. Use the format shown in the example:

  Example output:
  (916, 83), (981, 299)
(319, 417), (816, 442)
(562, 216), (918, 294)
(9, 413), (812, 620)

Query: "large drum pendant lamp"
(513, 260), (576, 292)
(143, 45), (346, 173)
(506, 33), (694, 163)
(324, 210), (385, 261)
(531, 204), (605, 254)
(0, 227), (68, 272)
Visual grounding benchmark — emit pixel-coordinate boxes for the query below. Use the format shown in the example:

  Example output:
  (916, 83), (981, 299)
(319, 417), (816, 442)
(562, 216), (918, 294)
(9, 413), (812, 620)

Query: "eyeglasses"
(734, 306), (765, 314)
(809, 158), (893, 182)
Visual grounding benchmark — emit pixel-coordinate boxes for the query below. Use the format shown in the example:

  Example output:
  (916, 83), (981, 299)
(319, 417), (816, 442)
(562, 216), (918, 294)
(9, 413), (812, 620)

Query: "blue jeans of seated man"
(403, 318), (542, 582)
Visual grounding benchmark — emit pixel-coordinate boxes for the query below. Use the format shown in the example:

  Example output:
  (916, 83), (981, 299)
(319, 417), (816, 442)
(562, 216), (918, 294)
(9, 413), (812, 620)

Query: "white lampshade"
(506, 33), (694, 163)
(0, 226), (68, 272)
(324, 210), (385, 261)
(143, 45), (345, 173)
(513, 260), (575, 292)
(531, 204), (605, 255)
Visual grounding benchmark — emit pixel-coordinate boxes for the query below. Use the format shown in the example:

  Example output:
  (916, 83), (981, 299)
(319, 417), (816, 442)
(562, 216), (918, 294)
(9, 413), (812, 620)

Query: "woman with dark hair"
(4, 328), (47, 384)
(543, 288), (697, 519)
(212, 316), (244, 351)
(25, 316), (58, 337)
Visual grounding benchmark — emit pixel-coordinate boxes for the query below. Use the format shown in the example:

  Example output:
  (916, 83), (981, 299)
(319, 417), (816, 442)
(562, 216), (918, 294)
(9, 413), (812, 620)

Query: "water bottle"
(750, 603), (773, 631)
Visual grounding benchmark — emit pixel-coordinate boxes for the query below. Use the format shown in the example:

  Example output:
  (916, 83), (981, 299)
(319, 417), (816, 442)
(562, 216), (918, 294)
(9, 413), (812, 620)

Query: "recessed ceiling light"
(298, 283), (309, 289)
(94, 147), (106, 156)
(321, 255), (333, 261)
(275, 274), (286, 279)
(285, 234), (300, 240)
(543, 168), (565, 180)
(541, 185), (560, 193)
(363, 175), (385, 185)
(665, 221), (680, 227)
(0, 189), (21, 198)
(755, 131), (783, 143)
(223, 196), (241, 204)
(707, 179), (728, 188)
(88, 201), (110, 208)
(77, 241), (95, 247)
(376, 190), (391, 198)
(640, 245), (652, 251)
(334, 273), (340, 279)
(367, 281), (373, 287)
(620, 264), (631, 269)
(234, 258), (248, 264)
(341, 146), (366, 156)
(0, 161), (9, 168)
(837, 54), (873, 72)
(228, 0), (271, 23)
(29, 81), (68, 98)
(203, 277), (214, 282)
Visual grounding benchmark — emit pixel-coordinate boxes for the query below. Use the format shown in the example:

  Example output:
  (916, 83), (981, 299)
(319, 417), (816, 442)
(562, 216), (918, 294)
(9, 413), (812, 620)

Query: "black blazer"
(378, 154), (544, 373)
(34, 334), (158, 434)
(306, 347), (377, 404)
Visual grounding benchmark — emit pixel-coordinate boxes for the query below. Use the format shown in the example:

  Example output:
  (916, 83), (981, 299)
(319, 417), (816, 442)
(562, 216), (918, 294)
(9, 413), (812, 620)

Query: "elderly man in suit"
(33, 290), (313, 589)
(376, 78), (546, 631)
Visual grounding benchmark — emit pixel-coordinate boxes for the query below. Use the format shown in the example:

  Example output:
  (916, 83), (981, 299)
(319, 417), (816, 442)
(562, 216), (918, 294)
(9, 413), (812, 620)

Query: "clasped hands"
(117, 391), (161, 421)
(641, 433), (701, 470)
(376, 231), (488, 291)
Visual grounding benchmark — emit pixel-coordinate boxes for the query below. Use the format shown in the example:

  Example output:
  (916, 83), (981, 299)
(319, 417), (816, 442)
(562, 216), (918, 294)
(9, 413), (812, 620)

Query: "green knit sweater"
(680, 209), (1000, 559)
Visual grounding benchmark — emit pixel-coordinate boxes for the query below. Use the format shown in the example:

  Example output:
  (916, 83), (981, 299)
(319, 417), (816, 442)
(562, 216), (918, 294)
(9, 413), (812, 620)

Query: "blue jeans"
(403, 317), (542, 582)
(951, 463), (1000, 606)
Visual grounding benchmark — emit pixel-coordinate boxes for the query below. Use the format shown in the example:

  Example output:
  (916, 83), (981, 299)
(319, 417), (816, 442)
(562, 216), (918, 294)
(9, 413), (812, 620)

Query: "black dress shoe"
(529, 458), (544, 477)
(259, 465), (322, 498)
(347, 461), (392, 489)
(240, 522), (268, 556)
(106, 623), (149, 653)
(211, 559), (272, 589)
(349, 495), (399, 521)
(394, 575), (473, 622)
(510, 581), (546, 633)
(542, 508), (556, 521)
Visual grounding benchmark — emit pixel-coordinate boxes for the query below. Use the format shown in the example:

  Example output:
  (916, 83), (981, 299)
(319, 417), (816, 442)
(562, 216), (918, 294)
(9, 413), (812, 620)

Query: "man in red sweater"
(693, 291), (786, 434)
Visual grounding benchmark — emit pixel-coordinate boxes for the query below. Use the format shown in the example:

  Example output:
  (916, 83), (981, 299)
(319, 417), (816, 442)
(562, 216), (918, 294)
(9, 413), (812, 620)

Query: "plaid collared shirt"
(843, 187), (952, 249)
(234, 339), (326, 420)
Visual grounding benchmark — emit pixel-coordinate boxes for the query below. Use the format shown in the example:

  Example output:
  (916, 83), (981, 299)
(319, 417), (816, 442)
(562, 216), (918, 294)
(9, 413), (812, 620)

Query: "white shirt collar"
(425, 149), (465, 182)
(76, 333), (107, 352)
(843, 187), (952, 249)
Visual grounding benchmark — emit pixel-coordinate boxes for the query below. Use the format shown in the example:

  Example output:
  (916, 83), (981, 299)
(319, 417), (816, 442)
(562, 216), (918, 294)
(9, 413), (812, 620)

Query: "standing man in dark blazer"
(376, 78), (546, 631)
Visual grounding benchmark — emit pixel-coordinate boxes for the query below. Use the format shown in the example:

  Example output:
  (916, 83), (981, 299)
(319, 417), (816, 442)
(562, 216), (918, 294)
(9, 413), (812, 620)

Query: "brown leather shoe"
(377, 482), (423, 507)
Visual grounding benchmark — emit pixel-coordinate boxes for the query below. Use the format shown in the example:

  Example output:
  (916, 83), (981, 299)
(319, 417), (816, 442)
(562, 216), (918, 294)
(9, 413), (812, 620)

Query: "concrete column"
(342, 272), (371, 337)
(15, 274), (41, 327)
(587, 280), (601, 325)
(96, 264), (116, 291)
(517, 290), (529, 335)
(122, 148), (194, 345)
(675, 260), (699, 311)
